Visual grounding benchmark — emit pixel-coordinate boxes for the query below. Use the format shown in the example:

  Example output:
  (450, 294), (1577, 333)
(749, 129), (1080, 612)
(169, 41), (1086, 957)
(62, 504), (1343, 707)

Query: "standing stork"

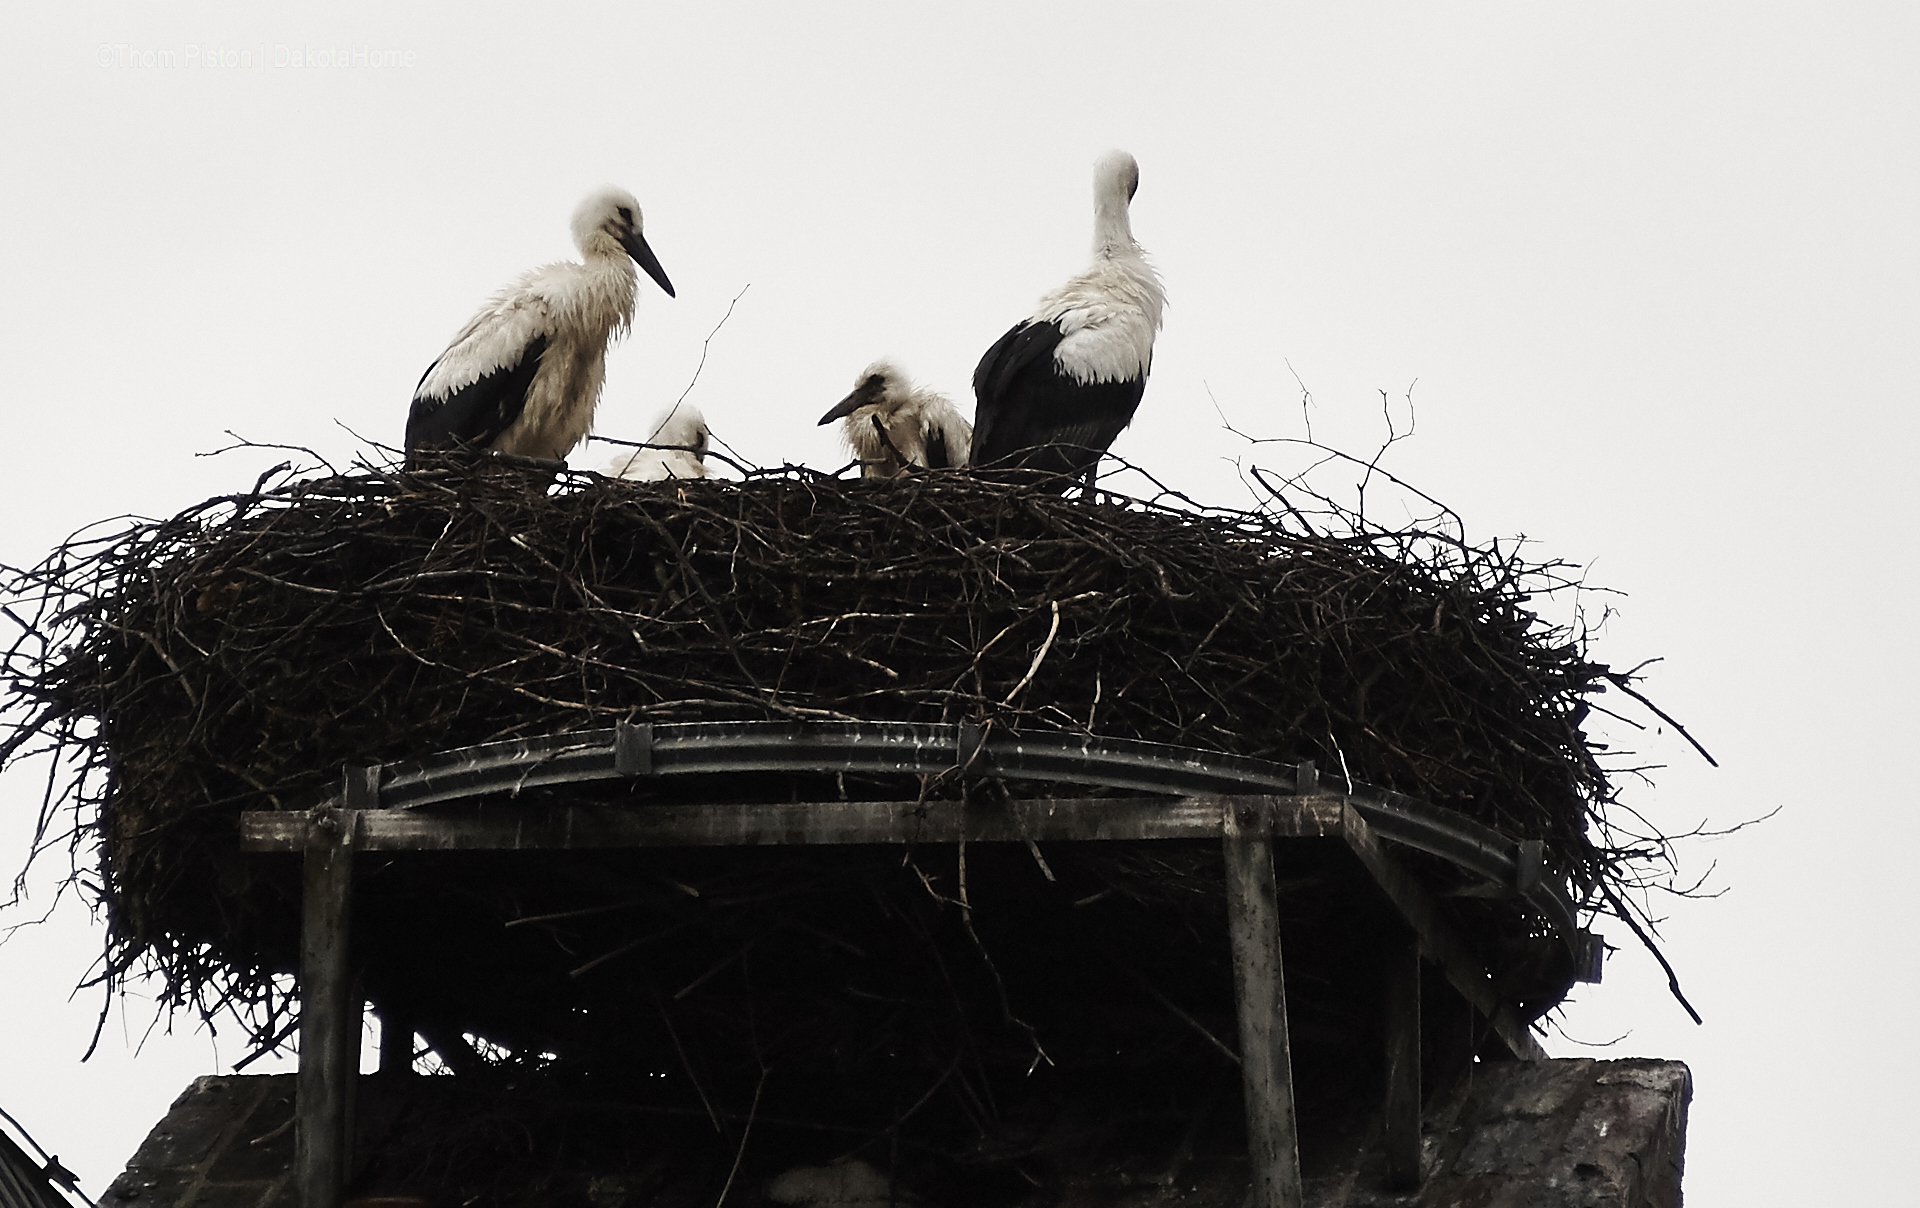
(818, 359), (973, 477)
(602, 404), (710, 481)
(971, 150), (1165, 482)
(405, 187), (675, 466)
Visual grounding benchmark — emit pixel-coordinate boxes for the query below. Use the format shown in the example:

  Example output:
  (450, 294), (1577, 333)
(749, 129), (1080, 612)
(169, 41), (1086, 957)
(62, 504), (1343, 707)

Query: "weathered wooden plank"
(1223, 808), (1305, 1208)
(1383, 934), (1422, 1190)
(1337, 805), (1546, 1062)
(240, 794), (1351, 853)
(296, 810), (357, 1208)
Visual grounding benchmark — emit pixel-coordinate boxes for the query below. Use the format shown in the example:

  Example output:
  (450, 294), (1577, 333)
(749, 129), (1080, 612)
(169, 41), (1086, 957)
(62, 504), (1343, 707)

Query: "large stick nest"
(0, 457), (1678, 1199)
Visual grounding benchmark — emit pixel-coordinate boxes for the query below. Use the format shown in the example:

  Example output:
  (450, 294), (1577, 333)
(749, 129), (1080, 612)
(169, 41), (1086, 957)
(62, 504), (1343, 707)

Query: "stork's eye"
(617, 206), (634, 225)
(866, 375), (886, 390)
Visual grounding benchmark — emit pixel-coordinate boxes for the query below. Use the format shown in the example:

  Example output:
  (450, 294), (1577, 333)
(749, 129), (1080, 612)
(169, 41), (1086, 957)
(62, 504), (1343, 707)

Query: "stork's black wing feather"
(405, 334), (550, 464)
(923, 419), (951, 470)
(971, 320), (1066, 464)
(992, 376), (1145, 478)
(974, 320), (1066, 402)
(972, 318), (1145, 476)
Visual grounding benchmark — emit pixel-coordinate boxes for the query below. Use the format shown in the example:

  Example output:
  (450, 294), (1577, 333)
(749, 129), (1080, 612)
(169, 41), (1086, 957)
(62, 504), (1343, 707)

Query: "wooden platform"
(232, 727), (1589, 1208)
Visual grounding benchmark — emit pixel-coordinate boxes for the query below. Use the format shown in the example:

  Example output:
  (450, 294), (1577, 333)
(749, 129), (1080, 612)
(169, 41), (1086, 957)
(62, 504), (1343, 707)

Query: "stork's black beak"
(620, 228), (675, 297)
(819, 379), (884, 425)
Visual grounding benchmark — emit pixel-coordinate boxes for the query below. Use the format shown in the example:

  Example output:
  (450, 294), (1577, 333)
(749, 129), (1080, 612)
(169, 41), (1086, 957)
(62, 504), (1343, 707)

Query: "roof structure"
(104, 1059), (1688, 1207)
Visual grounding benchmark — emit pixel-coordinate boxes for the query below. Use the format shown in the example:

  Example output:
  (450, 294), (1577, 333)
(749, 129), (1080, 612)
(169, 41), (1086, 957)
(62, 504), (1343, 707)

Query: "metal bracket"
(614, 721), (653, 776)
(343, 765), (380, 811)
(1574, 930), (1606, 984)
(957, 721), (985, 772)
(1515, 839), (1544, 896)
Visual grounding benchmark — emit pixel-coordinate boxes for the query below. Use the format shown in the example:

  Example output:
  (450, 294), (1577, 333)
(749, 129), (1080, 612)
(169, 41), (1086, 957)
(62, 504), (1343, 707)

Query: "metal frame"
(272, 721), (1580, 944)
(242, 721), (1580, 1208)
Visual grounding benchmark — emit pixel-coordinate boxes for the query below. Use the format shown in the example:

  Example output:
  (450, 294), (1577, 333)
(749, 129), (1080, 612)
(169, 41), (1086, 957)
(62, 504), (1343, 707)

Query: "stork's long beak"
(819, 381), (883, 425)
(620, 229), (675, 298)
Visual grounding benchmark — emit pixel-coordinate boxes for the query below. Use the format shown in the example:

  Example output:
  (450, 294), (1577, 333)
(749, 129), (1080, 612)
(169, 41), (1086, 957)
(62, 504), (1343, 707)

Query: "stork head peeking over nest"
(603, 404), (710, 481)
(405, 187), (676, 467)
(819, 359), (973, 478)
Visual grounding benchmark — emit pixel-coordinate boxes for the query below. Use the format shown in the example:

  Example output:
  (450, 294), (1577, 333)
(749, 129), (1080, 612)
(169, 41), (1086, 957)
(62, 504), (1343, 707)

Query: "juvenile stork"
(405, 187), (675, 465)
(818, 359), (973, 477)
(971, 150), (1165, 482)
(601, 404), (710, 481)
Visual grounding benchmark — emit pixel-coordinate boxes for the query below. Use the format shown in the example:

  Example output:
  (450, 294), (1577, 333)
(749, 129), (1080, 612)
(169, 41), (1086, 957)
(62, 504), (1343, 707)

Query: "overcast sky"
(1, 2), (1915, 1201)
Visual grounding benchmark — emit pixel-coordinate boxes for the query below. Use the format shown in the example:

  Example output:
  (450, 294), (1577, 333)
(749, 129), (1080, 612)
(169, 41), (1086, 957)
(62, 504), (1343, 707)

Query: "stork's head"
(1094, 150), (1141, 205)
(819, 359), (911, 425)
(648, 403), (710, 459)
(572, 186), (675, 297)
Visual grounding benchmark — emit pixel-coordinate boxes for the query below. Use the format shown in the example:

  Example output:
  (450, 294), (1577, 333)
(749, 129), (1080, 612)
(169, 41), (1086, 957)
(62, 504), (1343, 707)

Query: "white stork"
(601, 404), (710, 481)
(817, 359), (973, 477)
(971, 150), (1165, 481)
(405, 187), (675, 465)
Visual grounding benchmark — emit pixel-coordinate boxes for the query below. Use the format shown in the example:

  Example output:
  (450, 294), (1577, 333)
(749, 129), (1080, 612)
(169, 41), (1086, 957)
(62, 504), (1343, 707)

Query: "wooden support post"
(1382, 934), (1422, 1190)
(378, 1004), (414, 1075)
(1223, 805), (1305, 1208)
(296, 801), (359, 1208)
(1337, 806), (1546, 1062)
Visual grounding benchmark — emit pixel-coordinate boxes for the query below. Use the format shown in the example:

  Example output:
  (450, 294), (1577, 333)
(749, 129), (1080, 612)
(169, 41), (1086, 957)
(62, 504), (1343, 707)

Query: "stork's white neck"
(1091, 193), (1137, 260)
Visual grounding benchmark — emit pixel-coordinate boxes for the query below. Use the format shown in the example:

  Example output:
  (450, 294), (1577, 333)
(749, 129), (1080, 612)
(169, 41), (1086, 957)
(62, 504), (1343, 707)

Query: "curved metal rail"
(303, 720), (1580, 945)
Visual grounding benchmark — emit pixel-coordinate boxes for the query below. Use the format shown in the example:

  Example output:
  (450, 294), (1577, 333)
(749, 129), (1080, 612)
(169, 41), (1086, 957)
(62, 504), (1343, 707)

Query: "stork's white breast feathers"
(1033, 256), (1165, 387)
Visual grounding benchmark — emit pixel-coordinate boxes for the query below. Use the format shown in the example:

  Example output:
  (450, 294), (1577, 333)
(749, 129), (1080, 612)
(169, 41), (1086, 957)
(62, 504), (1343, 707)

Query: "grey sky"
(1, 2), (1914, 1200)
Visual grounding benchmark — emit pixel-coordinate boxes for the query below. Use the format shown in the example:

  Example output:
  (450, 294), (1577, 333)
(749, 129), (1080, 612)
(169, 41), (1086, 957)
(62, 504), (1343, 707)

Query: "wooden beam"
(1382, 934), (1422, 1190)
(240, 794), (1351, 853)
(377, 1004), (414, 1075)
(416, 1024), (486, 1078)
(296, 808), (357, 1208)
(1337, 805), (1546, 1062)
(1223, 806), (1305, 1208)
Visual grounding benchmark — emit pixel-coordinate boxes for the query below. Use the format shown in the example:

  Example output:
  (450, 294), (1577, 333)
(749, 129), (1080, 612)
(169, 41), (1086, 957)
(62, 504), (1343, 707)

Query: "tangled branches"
(1, 456), (1669, 1008)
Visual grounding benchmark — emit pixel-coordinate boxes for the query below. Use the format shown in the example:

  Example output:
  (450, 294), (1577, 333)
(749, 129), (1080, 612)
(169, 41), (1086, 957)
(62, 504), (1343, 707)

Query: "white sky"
(1, 1), (1915, 1200)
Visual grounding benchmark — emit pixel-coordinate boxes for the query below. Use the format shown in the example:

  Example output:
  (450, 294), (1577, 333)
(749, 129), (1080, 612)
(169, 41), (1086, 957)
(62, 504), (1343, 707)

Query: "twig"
(999, 600), (1061, 705)
(666, 284), (750, 426)
(711, 1062), (768, 1208)
(659, 999), (723, 1136)
(1601, 670), (1719, 767)
(1599, 882), (1704, 1025)
(674, 942), (752, 1001)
